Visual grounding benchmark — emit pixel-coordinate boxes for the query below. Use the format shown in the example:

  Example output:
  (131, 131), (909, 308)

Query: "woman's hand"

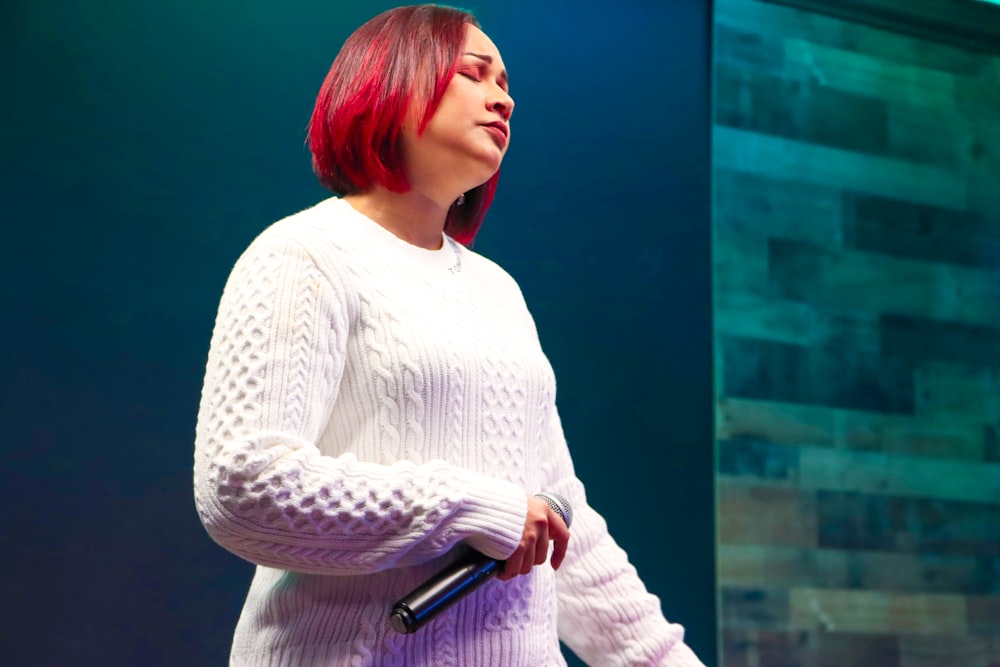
(498, 494), (571, 580)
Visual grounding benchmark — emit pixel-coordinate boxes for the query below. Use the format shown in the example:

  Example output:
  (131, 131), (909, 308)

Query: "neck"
(343, 186), (454, 250)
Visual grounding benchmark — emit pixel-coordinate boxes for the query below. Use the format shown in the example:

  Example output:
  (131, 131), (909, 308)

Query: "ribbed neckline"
(323, 197), (461, 273)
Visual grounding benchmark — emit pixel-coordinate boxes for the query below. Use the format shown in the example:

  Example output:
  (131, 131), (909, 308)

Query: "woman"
(194, 5), (705, 666)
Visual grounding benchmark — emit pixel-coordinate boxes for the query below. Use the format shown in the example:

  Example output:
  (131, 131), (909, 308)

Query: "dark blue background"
(1, 1), (714, 664)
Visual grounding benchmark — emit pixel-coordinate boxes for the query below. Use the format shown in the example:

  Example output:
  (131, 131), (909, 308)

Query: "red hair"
(308, 5), (499, 246)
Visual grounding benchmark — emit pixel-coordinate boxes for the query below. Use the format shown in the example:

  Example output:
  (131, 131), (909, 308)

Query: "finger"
(548, 509), (571, 570)
(520, 553), (534, 576)
(518, 533), (538, 576)
(497, 558), (521, 581)
(499, 551), (521, 580)
(550, 532), (569, 570)
(533, 531), (549, 566)
(503, 534), (534, 580)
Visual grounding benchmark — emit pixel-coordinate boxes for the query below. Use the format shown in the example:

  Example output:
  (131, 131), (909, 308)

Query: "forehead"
(462, 24), (506, 68)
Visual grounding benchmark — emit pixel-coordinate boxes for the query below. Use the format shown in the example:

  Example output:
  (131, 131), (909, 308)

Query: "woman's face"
(402, 24), (514, 201)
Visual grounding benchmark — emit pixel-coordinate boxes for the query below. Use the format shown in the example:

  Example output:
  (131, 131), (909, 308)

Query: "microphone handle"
(387, 493), (572, 635)
(388, 550), (501, 634)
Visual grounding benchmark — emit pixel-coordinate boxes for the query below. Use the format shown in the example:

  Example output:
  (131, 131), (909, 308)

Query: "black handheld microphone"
(388, 492), (573, 634)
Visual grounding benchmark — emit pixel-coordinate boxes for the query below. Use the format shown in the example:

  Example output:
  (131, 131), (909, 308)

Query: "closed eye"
(458, 68), (482, 82)
(462, 51), (509, 92)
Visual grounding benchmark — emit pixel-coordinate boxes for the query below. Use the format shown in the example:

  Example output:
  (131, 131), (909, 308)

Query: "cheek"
(439, 86), (479, 116)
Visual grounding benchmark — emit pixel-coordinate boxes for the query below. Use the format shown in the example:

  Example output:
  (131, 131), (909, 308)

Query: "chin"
(461, 165), (501, 192)
(478, 153), (504, 179)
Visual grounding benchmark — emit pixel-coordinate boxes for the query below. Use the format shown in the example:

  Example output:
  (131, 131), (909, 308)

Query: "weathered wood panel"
(715, 292), (847, 347)
(718, 0), (991, 74)
(789, 587), (968, 635)
(782, 38), (957, 110)
(884, 98), (1000, 175)
(759, 0), (1000, 57)
(898, 634), (1000, 667)
(723, 628), (903, 667)
(718, 544), (999, 594)
(714, 126), (970, 211)
(967, 596), (1000, 636)
(769, 239), (1000, 328)
(713, 0), (1000, 663)
(715, 60), (890, 155)
(882, 314), (1000, 367)
(719, 484), (818, 547)
(816, 491), (1000, 557)
(715, 169), (844, 247)
(721, 586), (792, 631)
(714, 229), (770, 298)
(845, 194), (1000, 270)
(914, 362), (1000, 421)
(718, 398), (989, 460)
(719, 439), (800, 484)
(767, 0), (1000, 58)
(719, 439), (1000, 502)
(798, 448), (1000, 503)
(721, 335), (915, 413)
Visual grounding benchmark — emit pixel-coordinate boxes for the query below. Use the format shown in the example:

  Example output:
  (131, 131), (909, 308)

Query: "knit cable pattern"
(195, 233), (526, 576)
(194, 198), (704, 666)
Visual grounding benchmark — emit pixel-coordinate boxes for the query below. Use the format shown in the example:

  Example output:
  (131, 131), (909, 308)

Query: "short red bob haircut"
(308, 5), (499, 246)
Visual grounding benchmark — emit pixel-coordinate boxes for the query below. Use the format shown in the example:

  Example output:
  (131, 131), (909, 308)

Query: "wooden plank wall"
(712, 1), (1000, 665)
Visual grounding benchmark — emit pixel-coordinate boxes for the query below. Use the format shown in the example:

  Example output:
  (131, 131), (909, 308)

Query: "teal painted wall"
(1, 1), (714, 664)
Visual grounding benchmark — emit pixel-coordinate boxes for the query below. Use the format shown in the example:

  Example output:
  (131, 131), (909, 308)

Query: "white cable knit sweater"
(194, 197), (704, 667)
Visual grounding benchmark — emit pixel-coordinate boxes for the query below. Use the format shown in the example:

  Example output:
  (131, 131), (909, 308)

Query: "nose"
(489, 89), (514, 121)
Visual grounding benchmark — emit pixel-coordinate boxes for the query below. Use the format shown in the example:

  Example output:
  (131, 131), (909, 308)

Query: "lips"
(485, 121), (508, 138)
(482, 121), (508, 148)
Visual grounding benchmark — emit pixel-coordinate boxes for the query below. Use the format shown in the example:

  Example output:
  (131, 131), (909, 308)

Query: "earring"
(455, 193), (466, 206)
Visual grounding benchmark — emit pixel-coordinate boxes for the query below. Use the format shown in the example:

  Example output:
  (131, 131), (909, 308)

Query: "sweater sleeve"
(544, 411), (706, 667)
(193, 234), (528, 575)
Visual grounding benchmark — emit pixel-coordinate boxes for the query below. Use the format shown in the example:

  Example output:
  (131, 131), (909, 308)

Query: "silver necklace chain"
(446, 237), (463, 274)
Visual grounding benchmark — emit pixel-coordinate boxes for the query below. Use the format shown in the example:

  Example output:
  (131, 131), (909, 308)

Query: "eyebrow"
(463, 52), (509, 87)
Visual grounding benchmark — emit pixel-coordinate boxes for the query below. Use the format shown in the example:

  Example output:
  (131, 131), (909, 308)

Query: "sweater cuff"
(451, 473), (527, 561)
